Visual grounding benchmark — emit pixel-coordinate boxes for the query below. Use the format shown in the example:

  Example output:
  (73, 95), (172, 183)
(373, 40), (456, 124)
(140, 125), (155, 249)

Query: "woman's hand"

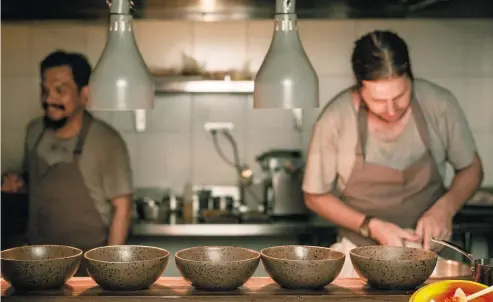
(369, 218), (421, 247)
(416, 204), (453, 252)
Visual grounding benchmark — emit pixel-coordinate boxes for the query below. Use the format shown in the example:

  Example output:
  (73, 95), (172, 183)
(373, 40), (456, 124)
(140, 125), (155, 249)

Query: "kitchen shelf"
(153, 77), (254, 94)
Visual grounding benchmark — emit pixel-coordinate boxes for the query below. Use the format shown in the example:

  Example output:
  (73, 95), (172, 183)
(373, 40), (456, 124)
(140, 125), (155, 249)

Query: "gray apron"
(26, 112), (107, 276)
(339, 91), (447, 246)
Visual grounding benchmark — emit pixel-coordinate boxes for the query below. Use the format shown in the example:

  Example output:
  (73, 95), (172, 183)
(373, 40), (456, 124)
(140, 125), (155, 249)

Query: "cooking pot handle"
(431, 238), (476, 263)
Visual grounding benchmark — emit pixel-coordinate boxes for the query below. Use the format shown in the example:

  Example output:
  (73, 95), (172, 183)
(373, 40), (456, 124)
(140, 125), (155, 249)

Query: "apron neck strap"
(354, 88), (432, 158)
(356, 101), (369, 157)
(73, 111), (93, 156)
(409, 93), (432, 150)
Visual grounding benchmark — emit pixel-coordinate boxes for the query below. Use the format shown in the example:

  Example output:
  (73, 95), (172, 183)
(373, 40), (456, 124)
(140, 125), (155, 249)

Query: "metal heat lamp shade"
(253, 0), (319, 109)
(88, 0), (154, 114)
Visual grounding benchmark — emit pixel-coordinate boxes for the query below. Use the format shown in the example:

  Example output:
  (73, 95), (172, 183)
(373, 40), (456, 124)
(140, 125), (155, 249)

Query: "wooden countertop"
(1, 277), (447, 301)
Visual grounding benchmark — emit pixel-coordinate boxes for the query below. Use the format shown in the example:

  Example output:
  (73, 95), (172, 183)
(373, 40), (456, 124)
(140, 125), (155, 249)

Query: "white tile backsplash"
(246, 21), (274, 73)
(245, 97), (299, 133)
(27, 22), (89, 77)
(1, 76), (42, 128)
(464, 20), (493, 77)
(133, 133), (170, 187)
(190, 94), (248, 185)
(1, 25), (31, 77)
(134, 20), (194, 71)
(147, 95), (192, 133)
(192, 21), (247, 71)
(408, 20), (468, 76)
(1, 19), (493, 187)
(86, 23), (108, 67)
(299, 20), (355, 76)
(192, 128), (245, 186)
(465, 77), (493, 132)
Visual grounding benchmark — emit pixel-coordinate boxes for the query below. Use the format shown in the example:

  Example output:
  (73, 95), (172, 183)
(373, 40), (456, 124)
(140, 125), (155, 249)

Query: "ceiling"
(2, 0), (493, 21)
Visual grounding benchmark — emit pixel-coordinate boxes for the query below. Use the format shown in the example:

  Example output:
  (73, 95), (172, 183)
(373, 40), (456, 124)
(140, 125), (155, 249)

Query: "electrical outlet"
(204, 122), (234, 132)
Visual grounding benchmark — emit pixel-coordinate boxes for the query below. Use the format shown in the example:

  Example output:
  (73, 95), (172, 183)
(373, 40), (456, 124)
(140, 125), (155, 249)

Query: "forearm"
(107, 195), (133, 245)
(433, 153), (484, 216)
(304, 192), (366, 232)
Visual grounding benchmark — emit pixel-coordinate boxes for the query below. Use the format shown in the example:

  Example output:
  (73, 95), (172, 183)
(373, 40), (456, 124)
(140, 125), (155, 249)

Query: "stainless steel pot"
(432, 237), (493, 285)
(432, 259), (472, 278)
(135, 197), (169, 223)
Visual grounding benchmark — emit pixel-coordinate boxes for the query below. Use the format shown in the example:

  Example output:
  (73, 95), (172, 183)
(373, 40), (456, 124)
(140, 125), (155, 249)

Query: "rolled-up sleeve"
(442, 92), (477, 170)
(302, 117), (338, 195)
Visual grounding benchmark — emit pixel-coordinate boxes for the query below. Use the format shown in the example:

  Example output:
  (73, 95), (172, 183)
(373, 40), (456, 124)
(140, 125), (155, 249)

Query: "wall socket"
(204, 122), (234, 132)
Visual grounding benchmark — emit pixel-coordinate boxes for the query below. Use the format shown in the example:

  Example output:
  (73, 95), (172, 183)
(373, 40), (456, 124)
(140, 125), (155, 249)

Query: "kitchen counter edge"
(1, 277), (453, 301)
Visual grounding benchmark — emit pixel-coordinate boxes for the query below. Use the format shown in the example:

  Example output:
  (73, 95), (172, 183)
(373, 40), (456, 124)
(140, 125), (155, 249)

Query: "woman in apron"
(302, 30), (483, 278)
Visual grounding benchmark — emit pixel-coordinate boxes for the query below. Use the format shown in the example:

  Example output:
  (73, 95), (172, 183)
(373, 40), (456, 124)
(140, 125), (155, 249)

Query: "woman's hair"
(351, 30), (414, 87)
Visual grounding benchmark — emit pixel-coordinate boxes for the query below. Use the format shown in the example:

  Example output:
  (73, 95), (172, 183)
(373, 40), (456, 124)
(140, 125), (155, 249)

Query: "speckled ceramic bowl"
(260, 245), (345, 289)
(1, 245), (82, 290)
(350, 246), (438, 290)
(175, 246), (260, 291)
(84, 245), (169, 291)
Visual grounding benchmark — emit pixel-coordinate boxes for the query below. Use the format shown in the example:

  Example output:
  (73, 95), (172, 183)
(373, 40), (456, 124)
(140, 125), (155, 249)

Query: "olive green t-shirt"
(23, 114), (133, 226)
(302, 78), (477, 195)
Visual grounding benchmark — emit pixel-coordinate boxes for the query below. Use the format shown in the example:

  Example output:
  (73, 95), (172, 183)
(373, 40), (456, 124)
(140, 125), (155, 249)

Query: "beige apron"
(330, 91), (446, 278)
(26, 112), (107, 276)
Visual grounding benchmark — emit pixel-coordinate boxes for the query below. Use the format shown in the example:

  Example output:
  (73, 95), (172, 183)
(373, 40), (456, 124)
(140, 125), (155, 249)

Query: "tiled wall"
(1, 19), (492, 191)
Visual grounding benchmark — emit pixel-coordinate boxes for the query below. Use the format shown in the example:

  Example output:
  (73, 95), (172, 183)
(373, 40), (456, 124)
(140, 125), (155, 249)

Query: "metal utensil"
(432, 237), (493, 286)
(466, 285), (493, 301)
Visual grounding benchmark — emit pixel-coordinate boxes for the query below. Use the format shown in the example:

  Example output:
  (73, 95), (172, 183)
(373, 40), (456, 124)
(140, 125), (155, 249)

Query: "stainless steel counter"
(131, 222), (324, 237)
(131, 220), (493, 237)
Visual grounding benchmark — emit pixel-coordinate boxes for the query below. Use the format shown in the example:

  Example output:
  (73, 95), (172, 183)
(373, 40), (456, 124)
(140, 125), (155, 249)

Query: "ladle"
(464, 285), (493, 301)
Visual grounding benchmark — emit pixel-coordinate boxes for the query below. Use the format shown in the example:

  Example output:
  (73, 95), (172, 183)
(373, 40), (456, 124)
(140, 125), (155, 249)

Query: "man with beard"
(302, 30), (484, 277)
(1, 50), (133, 275)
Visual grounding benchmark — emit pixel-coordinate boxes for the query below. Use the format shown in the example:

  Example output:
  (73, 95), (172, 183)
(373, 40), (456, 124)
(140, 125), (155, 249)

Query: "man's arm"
(2, 124), (32, 193)
(101, 132), (134, 246)
(108, 194), (133, 245)
(305, 193), (366, 233)
(303, 116), (368, 233)
(416, 89), (484, 250)
(433, 89), (484, 216)
(431, 153), (483, 217)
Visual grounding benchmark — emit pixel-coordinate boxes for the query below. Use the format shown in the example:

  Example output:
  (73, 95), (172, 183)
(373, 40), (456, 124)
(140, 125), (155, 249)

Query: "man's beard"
(43, 115), (68, 130)
(42, 102), (69, 130)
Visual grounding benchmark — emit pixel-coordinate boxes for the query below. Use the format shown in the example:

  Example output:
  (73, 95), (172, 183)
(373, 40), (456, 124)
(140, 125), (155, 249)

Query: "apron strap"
(32, 123), (47, 152)
(409, 93), (432, 150)
(356, 103), (369, 158)
(73, 111), (94, 156)
(354, 88), (432, 158)
(32, 111), (94, 156)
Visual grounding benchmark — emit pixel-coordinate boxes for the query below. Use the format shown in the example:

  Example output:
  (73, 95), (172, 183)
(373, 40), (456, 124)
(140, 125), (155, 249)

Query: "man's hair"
(40, 50), (92, 91)
(351, 30), (414, 87)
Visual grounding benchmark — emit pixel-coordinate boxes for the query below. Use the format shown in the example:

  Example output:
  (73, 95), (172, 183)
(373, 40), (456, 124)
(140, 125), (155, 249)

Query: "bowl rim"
(175, 245), (260, 264)
(0, 244), (83, 262)
(260, 245), (346, 262)
(349, 245), (438, 262)
(84, 245), (170, 264)
(409, 280), (489, 302)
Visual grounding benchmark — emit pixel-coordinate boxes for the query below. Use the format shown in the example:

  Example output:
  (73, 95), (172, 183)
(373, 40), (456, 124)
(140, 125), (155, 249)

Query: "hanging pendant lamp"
(88, 0), (154, 116)
(253, 0), (319, 109)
